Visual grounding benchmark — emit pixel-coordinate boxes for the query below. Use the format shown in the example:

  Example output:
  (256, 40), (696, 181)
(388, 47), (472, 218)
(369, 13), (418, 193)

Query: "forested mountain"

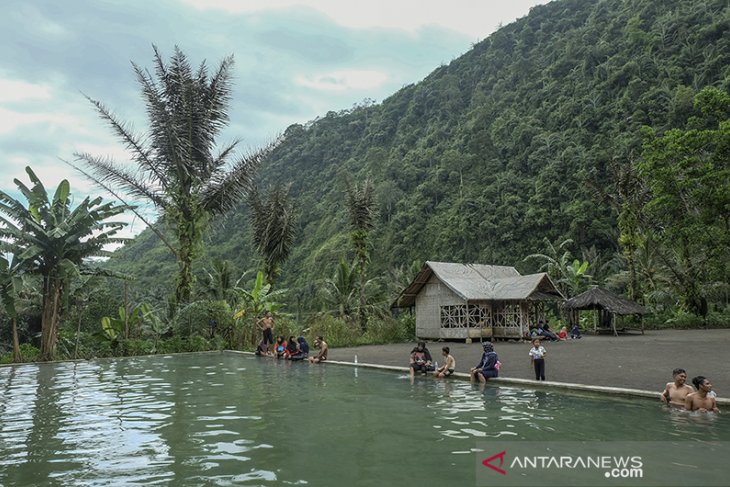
(108, 0), (730, 312)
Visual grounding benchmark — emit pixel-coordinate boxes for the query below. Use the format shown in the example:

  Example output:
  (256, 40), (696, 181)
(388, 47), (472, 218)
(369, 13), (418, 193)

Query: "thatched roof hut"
(392, 261), (563, 340)
(563, 287), (649, 335)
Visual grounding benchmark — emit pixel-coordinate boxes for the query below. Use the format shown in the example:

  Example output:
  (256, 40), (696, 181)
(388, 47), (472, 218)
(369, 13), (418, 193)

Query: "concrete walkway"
(327, 329), (729, 403)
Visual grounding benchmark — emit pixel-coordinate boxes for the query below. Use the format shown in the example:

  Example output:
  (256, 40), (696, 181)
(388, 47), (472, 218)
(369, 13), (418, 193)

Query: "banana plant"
(232, 271), (287, 347)
(100, 303), (151, 341)
(0, 255), (24, 362)
(560, 259), (593, 297)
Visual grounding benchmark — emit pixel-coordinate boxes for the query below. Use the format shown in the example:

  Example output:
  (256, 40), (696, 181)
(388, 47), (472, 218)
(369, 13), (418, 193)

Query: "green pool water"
(0, 352), (727, 486)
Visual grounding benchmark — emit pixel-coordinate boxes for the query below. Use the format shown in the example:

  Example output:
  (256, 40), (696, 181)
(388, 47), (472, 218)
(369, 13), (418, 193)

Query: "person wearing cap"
(470, 342), (499, 383)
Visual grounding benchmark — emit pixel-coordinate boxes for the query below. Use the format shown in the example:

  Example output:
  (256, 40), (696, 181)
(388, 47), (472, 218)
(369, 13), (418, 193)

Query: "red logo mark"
(482, 450), (507, 475)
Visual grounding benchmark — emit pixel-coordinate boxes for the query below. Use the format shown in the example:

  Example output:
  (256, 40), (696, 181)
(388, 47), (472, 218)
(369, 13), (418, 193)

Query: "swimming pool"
(0, 352), (727, 486)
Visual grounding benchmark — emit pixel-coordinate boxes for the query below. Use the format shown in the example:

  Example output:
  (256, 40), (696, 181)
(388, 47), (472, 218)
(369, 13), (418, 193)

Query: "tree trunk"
(176, 235), (194, 305)
(12, 316), (21, 363)
(358, 270), (367, 331)
(40, 277), (63, 361)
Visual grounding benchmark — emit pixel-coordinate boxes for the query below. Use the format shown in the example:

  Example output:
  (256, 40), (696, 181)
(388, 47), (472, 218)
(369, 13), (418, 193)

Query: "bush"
(122, 339), (156, 356)
(644, 307), (730, 329)
(157, 335), (219, 353)
(305, 314), (361, 347)
(360, 315), (413, 344)
(0, 343), (41, 364)
(173, 300), (234, 338)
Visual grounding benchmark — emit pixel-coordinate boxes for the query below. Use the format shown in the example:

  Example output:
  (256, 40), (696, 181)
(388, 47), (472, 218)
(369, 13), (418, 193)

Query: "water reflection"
(0, 354), (727, 485)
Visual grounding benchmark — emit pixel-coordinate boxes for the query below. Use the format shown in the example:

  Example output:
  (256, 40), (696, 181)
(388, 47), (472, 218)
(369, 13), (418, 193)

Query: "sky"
(0, 0), (550, 238)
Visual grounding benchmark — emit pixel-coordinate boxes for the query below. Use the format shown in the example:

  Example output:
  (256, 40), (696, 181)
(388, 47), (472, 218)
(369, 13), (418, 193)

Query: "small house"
(392, 261), (564, 340)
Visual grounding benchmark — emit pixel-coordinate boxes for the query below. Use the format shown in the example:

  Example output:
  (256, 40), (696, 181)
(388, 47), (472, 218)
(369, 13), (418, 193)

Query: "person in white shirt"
(529, 338), (547, 381)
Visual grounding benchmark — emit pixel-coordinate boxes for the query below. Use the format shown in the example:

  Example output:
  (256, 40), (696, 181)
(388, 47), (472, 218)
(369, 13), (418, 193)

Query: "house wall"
(415, 275), (462, 339)
(415, 276), (494, 340)
(489, 302), (531, 338)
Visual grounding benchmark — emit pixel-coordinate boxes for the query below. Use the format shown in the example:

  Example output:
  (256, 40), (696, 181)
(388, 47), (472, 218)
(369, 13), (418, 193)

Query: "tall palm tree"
(345, 177), (377, 330)
(74, 46), (274, 304)
(248, 185), (297, 284)
(0, 166), (127, 360)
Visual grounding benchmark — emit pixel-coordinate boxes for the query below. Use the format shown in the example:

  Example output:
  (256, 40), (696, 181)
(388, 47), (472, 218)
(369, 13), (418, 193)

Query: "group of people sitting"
(528, 320), (581, 341)
(660, 368), (720, 413)
(409, 341), (501, 383)
(255, 333), (328, 364)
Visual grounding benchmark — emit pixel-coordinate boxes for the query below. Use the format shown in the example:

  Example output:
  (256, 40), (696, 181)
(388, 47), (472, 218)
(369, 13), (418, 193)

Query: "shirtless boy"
(257, 311), (274, 355)
(685, 376), (720, 413)
(308, 336), (328, 364)
(660, 368), (694, 407)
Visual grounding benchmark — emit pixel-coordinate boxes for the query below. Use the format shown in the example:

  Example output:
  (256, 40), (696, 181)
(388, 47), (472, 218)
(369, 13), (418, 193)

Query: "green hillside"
(108, 0), (730, 312)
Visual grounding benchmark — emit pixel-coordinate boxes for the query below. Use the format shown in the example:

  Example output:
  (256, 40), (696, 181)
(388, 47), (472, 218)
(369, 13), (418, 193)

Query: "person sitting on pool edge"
(308, 336), (328, 364)
(274, 335), (287, 359)
(660, 368), (694, 407)
(685, 376), (720, 413)
(470, 342), (499, 383)
(435, 346), (455, 378)
(409, 341), (434, 378)
(284, 335), (299, 359)
(287, 336), (309, 361)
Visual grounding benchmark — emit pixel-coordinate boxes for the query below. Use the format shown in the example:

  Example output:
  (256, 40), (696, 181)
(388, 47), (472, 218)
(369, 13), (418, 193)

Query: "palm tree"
(523, 237), (575, 297)
(199, 258), (246, 305)
(74, 46), (275, 304)
(248, 185), (297, 284)
(345, 177), (377, 330)
(0, 167), (126, 360)
(321, 258), (359, 319)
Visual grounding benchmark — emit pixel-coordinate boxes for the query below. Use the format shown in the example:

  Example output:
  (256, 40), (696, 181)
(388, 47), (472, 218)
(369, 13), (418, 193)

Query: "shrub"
(122, 339), (156, 356)
(305, 314), (361, 348)
(0, 343), (40, 364)
(173, 300), (234, 338)
(360, 315), (413, 344)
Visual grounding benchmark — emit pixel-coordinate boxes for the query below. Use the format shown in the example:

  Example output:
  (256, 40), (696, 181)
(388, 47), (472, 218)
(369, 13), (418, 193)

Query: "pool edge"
(227, 350), (730, 406)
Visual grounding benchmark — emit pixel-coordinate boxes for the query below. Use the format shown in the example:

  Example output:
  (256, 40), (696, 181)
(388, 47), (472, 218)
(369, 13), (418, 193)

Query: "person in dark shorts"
(409, 341), (433, 378)
(309, 336), (328, 363)
(470, 342), (499, 383)
(529, 338), (546, 381)
(435, 346), (456, 378)
(257, 311), (274, 354)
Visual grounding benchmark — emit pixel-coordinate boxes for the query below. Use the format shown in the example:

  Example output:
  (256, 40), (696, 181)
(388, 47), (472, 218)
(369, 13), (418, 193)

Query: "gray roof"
(392, 261), (564, 308)
(563, 287), (650, 315)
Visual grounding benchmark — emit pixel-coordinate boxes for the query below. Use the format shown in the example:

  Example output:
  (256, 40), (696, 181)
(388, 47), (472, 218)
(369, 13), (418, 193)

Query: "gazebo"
(562, 287), (650, 336)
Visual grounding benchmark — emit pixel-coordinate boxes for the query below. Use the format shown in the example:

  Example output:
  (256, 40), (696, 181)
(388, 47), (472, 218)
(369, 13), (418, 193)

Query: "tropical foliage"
(106, 0), (730, 325)
(75, 46), (274, 304)
(345, 177), (377, 329)
(248, 185), (297, 284)
(0, 167), (127, 360)
(3, 0), (730, 363)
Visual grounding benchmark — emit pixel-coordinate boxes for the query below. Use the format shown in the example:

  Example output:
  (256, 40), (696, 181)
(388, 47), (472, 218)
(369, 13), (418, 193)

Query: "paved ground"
(328, 329), (729, 399)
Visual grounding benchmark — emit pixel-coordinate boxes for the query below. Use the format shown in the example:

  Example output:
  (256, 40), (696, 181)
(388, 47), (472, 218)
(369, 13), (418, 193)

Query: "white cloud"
(180, 0), (550, 39)
(0, 107), (83, 135)
(295, 69), (389, 92)
(0, 78), (52, 102)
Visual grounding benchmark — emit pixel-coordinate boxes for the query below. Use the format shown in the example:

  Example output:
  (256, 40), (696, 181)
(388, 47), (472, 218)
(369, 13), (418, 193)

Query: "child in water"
(529, 338), (547, 381)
